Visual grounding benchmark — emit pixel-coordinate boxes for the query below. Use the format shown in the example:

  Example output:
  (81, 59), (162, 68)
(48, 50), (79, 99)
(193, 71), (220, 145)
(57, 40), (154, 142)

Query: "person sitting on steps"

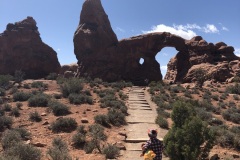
(140, 129), (164, 160)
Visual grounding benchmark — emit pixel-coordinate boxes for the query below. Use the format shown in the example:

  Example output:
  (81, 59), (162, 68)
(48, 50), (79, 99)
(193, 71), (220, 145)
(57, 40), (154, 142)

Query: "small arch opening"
(139, 58), (144, 65)
(155, 47), (178, 79)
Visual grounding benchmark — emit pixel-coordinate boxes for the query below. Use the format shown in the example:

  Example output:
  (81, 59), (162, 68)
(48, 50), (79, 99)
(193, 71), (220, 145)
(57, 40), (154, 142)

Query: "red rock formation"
(74, 0), (240, 84)
(0, 17), (60, 78)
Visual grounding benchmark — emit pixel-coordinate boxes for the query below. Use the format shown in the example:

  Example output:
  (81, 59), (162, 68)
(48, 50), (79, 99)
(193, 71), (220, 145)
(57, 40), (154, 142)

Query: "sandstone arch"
(74, 0), (240, 85)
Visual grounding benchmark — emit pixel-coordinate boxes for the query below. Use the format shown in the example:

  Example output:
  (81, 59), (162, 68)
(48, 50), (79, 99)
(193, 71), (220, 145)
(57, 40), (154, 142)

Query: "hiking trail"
(119, 86), (169, 160)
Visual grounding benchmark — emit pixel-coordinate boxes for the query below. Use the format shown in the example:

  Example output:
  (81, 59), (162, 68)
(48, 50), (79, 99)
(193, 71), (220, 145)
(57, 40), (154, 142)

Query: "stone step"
(119, 150), (142, 160)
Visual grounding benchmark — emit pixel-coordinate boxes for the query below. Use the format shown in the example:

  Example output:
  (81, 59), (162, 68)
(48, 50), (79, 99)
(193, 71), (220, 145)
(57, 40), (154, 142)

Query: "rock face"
(0, 17), (60, 79)
(74, 0), (240, 84)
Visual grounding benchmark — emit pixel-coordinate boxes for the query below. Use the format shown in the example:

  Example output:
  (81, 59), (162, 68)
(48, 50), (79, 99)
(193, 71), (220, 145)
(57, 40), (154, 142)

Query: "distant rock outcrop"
(0, 17), (60, 78)
(73, 0), (240, 84)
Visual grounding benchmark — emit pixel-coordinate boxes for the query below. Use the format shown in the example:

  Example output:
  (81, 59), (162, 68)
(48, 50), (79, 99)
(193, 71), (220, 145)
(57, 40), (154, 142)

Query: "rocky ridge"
(0, 16), (60, 79)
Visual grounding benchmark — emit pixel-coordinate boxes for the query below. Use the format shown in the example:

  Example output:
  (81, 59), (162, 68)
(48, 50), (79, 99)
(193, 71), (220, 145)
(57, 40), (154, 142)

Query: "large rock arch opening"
(155, 47), (178, 79)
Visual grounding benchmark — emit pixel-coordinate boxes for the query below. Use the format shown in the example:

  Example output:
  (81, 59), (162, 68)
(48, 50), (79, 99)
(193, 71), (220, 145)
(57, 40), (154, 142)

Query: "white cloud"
(143, 24), (197, 40)
(222, 26), (229, 31)
(116, 27), (125, 33)
(57, 48), (61, 51)
(235, 48), (240, 57)
(143, 23), (222, 40)
(203, 24), (219, 33)
(160, 65), (168, 70)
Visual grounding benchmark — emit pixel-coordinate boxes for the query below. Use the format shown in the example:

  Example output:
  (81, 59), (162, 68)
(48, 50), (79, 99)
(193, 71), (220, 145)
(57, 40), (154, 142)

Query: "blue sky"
(1, 0), (240, 77)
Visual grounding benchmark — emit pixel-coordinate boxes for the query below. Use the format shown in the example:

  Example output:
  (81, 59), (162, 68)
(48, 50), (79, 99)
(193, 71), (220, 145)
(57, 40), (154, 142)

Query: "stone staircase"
(119, 86), (169, 160)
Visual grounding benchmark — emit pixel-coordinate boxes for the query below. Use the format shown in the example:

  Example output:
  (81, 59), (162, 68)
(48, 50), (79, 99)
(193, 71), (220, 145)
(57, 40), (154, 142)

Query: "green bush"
(107, 109), (126, 126)
(226, 83), (240, 94)
(53, 93), (62, 99)
(84, 141), (95, 153)
(10, 107), (20, 117)
(12, 128), (31, 140)
(13, 70), (25, 83)
(51, 117), (77, 133)
(31, 81), (47, 89)
(76, 125), (87, 135)
(9, 86), (18, 94)
(60, 78), (83, 98)
(0, 88), (6, 96)
(94, 114), (110, 127)
(164, 100), (215, 160)
(28, 93), (49, 107)
(5, 143), (41, 160)
(0, 116), (13, 131)
(68, 93), (93, 105)
(29, 111), (42, 122)
(72, 133), (86, 148)
(16, 102), (23, 109)
(156, 115), (169, 129)
(46, 73), (58, 80)
(13, 91), (32, 102)
(23, 83), (31, 89)
(47, 137), (71, 160)
(1, 130), (21, 149)
(3, 104), (12, 112)
(102, 144), (120, 159)
(48, 100), (70, 116)
(0, 75), (13, 89)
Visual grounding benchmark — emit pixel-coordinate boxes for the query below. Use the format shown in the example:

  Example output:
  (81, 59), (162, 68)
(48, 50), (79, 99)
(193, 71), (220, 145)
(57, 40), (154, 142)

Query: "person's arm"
(142, 141), (151, 154)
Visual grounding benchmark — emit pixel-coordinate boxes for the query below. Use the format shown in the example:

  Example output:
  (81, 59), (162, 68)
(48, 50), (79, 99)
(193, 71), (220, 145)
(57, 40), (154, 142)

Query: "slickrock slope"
(0, 17), (60, 78)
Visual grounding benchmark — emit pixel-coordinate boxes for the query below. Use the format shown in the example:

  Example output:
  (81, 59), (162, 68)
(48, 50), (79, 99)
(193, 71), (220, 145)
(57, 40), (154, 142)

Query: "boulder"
(0, 17), (60, 78)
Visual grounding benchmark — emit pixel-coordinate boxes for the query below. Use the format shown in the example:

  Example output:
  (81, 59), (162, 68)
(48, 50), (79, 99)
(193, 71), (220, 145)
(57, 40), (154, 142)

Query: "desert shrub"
(53, 93), (62, 99)
(1, 130), (21, 149)
(211, 94), (219, 101)
(220, 93), (228, 100)
(47, 137), (71, 160)
(23, 83), (31, 89)
(76, 125), (87, 135)
(48, 100), (70, 116)
(31, 81), (47, 89)
(46, 72), (58, 80)
(184, 90), (192, 98)
(226, 83), (240, 94)
(164, 100), (215, 160)
(16, 102), (23, 109)
(10, 107), (20, 117)
(97, 89), (115, 98)
(29, 111), (42, 122)
(0, 109), (5, 116)
(3, 104), (12, 112)
(5, 143), (41, 160)
(222, 108), (240, 124)
(12, 128), (31, 140)
(102, 144), (120, 159)
(107, 109), (126, 126)
(94, 114), (110, 127)
(199, 100), (216, 112)
(0, 75), (13, 89)
(118, 91), (128, 101)
(156, 115), (169, 129)
(13, 70), (25, 83)
(68, 93), (93, 105)
(195, 108), (212, 122)
(209, 118), (223, 126)
(13, 91), (32, 102)
(0, 88), (6, 96)
(84, 141), (95, 153)
(0, 116), (13, 131)
(10, 87), (18, 95)
(72, 133), (86, 148)
(86, 124), (107, 153)
(28, 93), (49, 107)
(60, 78), (83, 98)
(109, 81), (132, 90)
(233, 94), (239, 100)
(51, 117), (77, 133)
(157, 108), (171, 118)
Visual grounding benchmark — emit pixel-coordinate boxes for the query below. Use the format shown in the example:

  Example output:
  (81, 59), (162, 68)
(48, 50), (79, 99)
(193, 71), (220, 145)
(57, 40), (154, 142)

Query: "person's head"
(148, 129), (157, 138)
